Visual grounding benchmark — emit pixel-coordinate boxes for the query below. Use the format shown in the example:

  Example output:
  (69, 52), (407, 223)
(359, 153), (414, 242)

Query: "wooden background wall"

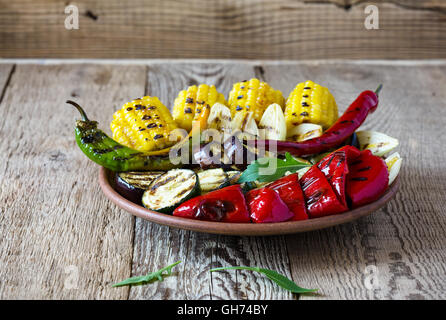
(0, 0), (445, 59)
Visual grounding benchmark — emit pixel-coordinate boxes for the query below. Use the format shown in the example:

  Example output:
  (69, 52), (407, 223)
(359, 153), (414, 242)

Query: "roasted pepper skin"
(246, 187), (293, 223)
(258, 86), (381, 157)
(300, 166), (348, 218)
(265, 173), (308, 221)
(68, 101), (180, 172)
(346, 150), (389, 208)
(173, 185), (250, 223)
(317, 146), (361, 208)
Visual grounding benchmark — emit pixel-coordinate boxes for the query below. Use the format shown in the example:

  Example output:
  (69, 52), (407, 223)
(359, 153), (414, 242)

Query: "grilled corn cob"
(110, 96), (179, 152)
(284, 81), (338, 137)
(172, 84), (227, 132)
(228, 78), (285, 123)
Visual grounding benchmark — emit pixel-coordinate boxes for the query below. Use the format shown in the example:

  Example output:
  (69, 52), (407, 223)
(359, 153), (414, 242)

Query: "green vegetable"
(238, 152), (311, 183)
(197, 168), (229, 194)
(67, 100), (179, 172)
(112, 261), (181, 287)
(142, 169), (200, 213)
(210, 266), (317, 294)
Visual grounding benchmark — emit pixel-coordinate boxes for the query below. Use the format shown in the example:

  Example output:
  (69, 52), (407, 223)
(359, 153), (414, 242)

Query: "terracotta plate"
(99, 167), (399, 236)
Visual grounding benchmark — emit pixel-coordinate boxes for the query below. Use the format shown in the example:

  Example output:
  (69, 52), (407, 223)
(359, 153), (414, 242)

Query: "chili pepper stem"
(375, 84), (383, 96)
(66, 100), (90, 121)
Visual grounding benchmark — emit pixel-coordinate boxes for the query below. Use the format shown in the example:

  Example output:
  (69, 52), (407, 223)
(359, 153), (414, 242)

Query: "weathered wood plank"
(0, 65), (14, 100)
(263, 62), (446, 299)
(0, 64), (145, 299)
(128, 62), (294, 300)
(1, 1), (445, 59)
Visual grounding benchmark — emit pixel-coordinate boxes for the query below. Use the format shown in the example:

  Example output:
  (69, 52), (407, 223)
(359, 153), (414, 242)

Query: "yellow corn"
(284, 80), (338, 133)
(228, 78), (285, 123)
(172, 84), (227, 132)
(110, 96), (179, 152)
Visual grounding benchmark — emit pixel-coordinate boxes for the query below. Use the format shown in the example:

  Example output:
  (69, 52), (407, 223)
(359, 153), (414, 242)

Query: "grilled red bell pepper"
(173, 185), (250, 223)
(346, 150), (389, 208)
(317, 146), (361, 208)
(246, 187), (293, 223)
(300, 166), (348, 218)
(256, 85), (382, 156)
(266, 173), (308, 221)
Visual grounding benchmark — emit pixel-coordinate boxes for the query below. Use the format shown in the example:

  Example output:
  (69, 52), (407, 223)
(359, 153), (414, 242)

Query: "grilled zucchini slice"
(142, 169), (199, 213)
(197, 168), (229, 194)
(115, 171), (164, 204)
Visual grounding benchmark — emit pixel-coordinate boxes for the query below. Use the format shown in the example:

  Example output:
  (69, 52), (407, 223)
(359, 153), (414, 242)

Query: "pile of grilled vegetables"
(68, 79), (402, 223)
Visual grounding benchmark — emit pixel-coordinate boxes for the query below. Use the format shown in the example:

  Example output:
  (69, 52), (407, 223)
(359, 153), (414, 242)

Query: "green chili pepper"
(67, 100), (181, 172)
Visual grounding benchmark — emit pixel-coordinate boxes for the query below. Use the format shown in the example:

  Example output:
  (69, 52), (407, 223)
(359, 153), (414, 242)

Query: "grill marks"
(350, 177), (368, 181)
(146, 123), (157, 129)
(143, 169), (198, 211)
(119, 171), (163, 189)
(306, 190), (325, 206)
(149, 173), (182, 193)
(81, 132), (104, 144)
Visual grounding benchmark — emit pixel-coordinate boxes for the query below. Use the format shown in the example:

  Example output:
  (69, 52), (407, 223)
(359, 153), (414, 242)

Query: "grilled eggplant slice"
(197, 168), (229, 194)
(142, 169), (199, 213)
(115, 171), (164, 204)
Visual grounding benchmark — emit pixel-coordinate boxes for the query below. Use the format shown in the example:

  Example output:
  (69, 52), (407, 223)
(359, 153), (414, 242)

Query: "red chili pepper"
(317, 146), (361, 208)
(256, 85), (382, 156)
(266, 173), (308, 221)
(346, 150), (389, 208)
(246, 187), (293, 223)
(300, 166), (348, 218)
(173, 185), (250, 223)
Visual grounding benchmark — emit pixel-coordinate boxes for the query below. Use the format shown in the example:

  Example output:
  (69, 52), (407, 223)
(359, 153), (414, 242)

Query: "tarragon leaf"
(238, 152), (311, 183)
(210, 266), (317, 294)
(112, 261), (181, 287)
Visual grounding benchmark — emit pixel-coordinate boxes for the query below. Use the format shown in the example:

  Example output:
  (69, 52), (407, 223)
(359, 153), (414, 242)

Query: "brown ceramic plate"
(98, 167), (399, 236)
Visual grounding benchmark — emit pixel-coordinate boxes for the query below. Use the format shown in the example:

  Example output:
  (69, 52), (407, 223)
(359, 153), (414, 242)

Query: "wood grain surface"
(0, 60), (445, 299)
(0, 64), (145, 299)
(129, 63), (294, 300)
(1, 0), (446, 59)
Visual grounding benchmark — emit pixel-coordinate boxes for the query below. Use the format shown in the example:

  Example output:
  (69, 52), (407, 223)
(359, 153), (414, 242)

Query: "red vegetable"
(173, 185), (250, 223)
(317, 146), (361, 208)
(246, 188), (293, 223)
(300, 166), (348, 218)
(266, 173), (308, 221)
(346, 150), (389, 208)
(256, 86), (381, 156)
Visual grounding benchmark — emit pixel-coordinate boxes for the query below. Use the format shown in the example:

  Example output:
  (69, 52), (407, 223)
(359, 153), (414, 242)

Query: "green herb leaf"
(238, 152), (311, 183)
(210, 266), (317, 294)
(112, 261), (181, 287)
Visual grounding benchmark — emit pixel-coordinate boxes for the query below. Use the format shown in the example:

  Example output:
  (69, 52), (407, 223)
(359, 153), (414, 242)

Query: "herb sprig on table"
(112, 261), (181, 287)
(238, 152), (310, 183)
(112, 261), (317, 294)
(210, 266), (317, 294)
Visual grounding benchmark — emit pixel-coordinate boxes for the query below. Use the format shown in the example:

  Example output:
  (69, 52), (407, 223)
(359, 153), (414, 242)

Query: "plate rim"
(98, 167), (399, 236)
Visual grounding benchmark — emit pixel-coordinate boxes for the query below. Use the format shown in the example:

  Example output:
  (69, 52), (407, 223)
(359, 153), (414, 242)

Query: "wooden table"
(0, 59), (445, 300)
